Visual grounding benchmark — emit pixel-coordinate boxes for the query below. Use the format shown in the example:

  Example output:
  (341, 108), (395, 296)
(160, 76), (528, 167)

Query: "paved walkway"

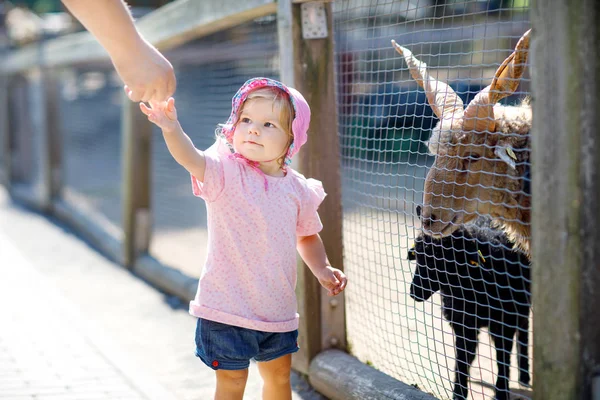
(0, 231), (177, 400)
(0, 189), (325, 400)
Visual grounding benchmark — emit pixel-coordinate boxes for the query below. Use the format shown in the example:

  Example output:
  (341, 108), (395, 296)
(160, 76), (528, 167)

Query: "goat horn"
(490, 29), (531, 104)
(463, 29), (531, 133)
(392, 40), (464, 121)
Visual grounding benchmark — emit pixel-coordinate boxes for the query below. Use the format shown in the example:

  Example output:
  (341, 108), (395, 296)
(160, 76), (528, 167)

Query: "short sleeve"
(296, 178), (327, 237)
(191, 141), (226, 202)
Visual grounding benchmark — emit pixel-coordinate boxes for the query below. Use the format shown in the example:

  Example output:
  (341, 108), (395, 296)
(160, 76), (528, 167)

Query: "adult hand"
(115, 38), (176, 103)
(61, 0), (176, 103)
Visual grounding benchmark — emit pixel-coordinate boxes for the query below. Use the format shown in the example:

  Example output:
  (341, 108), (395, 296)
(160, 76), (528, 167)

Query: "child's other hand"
(139, 97), (179, 132)
(316, 266), (347, 296)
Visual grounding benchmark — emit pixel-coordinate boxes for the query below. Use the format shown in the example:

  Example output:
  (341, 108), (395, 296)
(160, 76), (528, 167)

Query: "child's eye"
(240, 117), (251, 123)
(264, 122), (274, 128)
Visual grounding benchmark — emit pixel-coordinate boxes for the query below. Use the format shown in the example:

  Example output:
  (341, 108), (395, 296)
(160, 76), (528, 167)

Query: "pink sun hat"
(220, 77), (311, 166)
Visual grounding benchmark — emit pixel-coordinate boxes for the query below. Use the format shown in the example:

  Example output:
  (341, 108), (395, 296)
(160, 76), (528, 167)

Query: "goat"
(408, 213), (531, 400)
(392, 30), (533, 257)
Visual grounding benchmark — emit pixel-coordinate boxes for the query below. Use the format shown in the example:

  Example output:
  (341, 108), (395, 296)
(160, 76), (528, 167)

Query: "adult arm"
(61, 0), (176, 102)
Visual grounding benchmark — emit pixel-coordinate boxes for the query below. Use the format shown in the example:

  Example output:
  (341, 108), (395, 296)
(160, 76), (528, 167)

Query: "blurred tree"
(12, 0), (62, 13)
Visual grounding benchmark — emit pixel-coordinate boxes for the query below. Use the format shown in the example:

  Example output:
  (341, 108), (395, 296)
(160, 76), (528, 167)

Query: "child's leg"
(257, 354), (292, 400)
(215, 368), (249, 400)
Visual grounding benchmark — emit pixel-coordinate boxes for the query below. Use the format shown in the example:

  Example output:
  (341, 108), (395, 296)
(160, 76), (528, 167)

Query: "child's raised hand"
(139, 97), (179, 132)
(316, 266), (347, 297)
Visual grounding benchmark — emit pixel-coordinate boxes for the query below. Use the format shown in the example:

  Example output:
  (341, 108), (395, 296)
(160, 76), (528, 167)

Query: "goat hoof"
(493, 390), (510, 400)
(519, 373), (531, 387)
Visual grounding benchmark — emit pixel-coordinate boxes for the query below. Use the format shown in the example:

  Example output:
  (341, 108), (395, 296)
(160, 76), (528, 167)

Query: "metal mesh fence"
(59, 65), (123, 227)
(149, 16), (280, 278)
(333, 1), (532, 399)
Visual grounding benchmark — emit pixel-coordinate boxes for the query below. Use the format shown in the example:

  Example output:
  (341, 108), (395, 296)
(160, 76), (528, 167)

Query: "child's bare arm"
(140, 98), (206, 180)
(297, 234), (347, 296)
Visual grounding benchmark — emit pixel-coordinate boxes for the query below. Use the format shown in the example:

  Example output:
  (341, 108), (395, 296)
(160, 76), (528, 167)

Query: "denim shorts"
(194, 318), (299, 370)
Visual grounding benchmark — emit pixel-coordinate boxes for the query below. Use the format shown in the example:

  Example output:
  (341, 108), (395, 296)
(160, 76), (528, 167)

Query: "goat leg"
(490, 323), (516, 400)
(452, 326), (479, 400)
(517, 314), (531, 386)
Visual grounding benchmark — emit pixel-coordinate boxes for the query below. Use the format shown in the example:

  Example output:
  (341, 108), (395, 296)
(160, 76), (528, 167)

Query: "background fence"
(1, 1), (599, 400)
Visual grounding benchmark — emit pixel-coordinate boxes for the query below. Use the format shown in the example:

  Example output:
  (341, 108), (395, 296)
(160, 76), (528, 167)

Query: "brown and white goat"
(392, 30), (532, 257)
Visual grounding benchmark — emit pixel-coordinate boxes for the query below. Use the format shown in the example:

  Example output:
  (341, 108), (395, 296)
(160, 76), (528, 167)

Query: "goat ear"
(463, 29), (531, 133)
(495, 144), (517, 170)
(407, 245), (416, 260)
(392, 40), (464, 121)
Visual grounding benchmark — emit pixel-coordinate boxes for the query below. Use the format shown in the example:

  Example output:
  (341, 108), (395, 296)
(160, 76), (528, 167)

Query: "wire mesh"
(149, 16), (280, 279)
(59, 65), (123, 227)
(333, 1), (532, 399)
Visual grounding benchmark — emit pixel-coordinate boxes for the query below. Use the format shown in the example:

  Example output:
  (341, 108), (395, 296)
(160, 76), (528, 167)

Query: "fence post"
(45, 70), (62, 201)
(121, 96), (153, 268)
(9, 76), (32, 187)
(531, 1), (600, 399)
(27, 66), (60, 210)
(279, 0), (346, 374)
(0, 75), (9, 188)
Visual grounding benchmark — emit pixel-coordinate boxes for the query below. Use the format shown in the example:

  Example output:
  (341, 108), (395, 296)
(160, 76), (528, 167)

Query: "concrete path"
(0, 189), (325, 400)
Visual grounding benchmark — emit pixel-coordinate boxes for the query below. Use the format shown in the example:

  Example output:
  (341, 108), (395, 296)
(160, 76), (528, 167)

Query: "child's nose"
(249, 124), (260, 135)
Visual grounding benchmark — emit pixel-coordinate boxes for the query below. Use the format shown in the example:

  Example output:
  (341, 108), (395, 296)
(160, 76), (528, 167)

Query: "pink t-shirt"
(188, 140), (326, 332)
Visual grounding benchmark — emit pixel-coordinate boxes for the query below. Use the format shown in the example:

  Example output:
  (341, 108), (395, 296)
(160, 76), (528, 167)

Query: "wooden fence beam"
(282, 0), (346, 374)
(1, 0), (277, 75)
(0, 76), (9, 187)
(531, 1), (600, 399)
(121, 96), (153, 268)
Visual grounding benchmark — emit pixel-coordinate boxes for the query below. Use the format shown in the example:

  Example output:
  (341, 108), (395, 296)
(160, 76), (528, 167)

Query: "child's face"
(233, 97), (291, 167)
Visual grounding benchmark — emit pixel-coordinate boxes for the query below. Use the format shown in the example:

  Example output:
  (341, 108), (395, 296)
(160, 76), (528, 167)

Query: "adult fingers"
(124, 85), (143, 102)
(141, 87), (155, 104)
(153, 85), (167, 104)
(166, 71), (176, 98)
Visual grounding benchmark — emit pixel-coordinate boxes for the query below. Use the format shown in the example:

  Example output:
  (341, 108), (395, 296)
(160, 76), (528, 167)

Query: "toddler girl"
(140, 77), (347, 400)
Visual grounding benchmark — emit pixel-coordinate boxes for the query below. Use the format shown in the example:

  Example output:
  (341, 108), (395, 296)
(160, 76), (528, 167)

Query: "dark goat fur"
(408, 217), (531, 400)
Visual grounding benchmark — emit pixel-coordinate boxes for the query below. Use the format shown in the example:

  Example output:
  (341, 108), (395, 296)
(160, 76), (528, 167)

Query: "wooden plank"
(45, 70), (62, 200)
(531, 1), (600, 399)
(53, 195), (124, 265)
(138, 0), (277, 50)
(11, 183), (47, 211)
(27, 67), (51, 210)
(134, 254), (198, 302)
(29, 67), (62, 208)
(277, 0), (295, 86)
(309, 350), (438, 400)
(289, 1), (346, 374)
(1, 0), (277, 74)
(9, 76), (33, 185)
(121, 95), (153, 268)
